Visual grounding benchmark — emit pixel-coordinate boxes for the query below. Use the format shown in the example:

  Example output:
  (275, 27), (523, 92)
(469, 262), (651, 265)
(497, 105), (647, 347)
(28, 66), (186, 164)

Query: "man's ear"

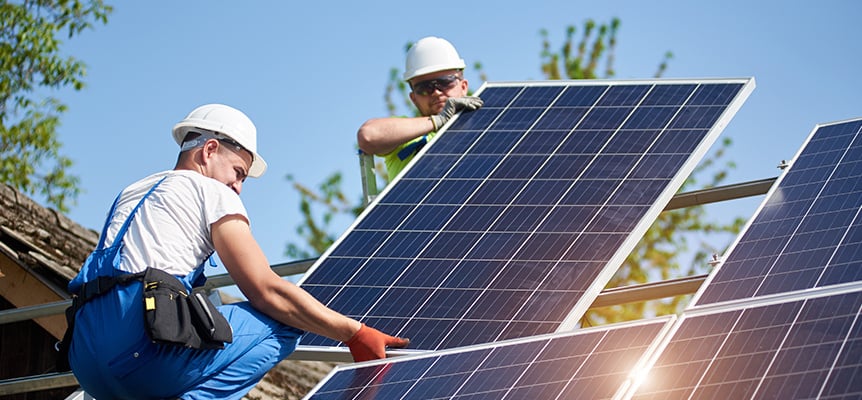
(200, 139), (219, 163)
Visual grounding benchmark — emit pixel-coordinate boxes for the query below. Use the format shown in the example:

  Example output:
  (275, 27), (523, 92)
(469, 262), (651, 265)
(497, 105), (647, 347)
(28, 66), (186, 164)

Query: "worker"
(62, 104), (409, 400)
(357, 36), (484, 182)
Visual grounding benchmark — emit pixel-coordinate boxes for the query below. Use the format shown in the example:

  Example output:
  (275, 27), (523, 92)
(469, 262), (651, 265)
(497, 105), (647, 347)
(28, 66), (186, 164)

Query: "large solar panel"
(693, 118), (862, 306)
(298, 79), (754, 353)
(304, 318), (673, 399)
(629, 287), (862, 399)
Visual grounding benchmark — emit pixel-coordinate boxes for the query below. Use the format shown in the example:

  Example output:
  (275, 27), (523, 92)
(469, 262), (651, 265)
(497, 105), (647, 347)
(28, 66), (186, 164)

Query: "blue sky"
(49, 1), (860, 289)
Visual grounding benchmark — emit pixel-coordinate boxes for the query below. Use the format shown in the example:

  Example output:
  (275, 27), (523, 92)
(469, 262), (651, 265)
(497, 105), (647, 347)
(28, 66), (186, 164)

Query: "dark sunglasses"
(190, 130), (251, 158)
(218, 138), (246, 153)
(411, 74), (462, 96)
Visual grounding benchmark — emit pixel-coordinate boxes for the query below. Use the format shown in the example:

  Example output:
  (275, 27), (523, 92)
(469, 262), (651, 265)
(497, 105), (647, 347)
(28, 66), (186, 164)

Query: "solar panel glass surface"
(299, 79), (753, 351)
(631, 289), (862, 399)
(695, 118), (862, 306)
(304, 319), (670, 400)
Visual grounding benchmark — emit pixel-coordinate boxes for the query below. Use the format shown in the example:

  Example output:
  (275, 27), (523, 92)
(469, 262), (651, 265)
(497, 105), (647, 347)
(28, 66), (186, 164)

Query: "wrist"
(344, 321), (364, 343)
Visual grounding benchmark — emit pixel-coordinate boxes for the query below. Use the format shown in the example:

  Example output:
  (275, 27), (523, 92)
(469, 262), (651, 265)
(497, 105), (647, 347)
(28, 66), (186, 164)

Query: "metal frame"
(0, 372), (78, 396)
(358, 151), (378, 206)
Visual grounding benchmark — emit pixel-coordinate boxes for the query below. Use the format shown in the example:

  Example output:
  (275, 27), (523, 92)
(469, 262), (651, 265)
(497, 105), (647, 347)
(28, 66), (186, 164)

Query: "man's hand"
(345, 324), (410, 362)
(430, 96), (483, 131)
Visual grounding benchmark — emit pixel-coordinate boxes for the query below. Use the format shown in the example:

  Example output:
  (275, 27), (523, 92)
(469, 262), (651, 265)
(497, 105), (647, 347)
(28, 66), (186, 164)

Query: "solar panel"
(304, 318), (673, 399)
(298, 79), (755, 353)
(693, 118), (862, 306)
(629, 287), (862, 399)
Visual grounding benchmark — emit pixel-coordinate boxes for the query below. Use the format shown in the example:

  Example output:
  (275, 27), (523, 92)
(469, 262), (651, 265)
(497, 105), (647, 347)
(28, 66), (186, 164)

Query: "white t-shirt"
(101, 170), (248, 276)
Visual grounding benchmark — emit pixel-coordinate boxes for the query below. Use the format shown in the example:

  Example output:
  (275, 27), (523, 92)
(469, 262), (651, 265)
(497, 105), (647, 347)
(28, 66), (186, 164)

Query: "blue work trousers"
(69, 282), (303, 400)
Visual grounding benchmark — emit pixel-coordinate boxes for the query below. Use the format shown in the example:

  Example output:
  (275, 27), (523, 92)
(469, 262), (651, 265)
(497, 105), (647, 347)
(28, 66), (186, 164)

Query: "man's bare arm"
(356, 116), (435, 155)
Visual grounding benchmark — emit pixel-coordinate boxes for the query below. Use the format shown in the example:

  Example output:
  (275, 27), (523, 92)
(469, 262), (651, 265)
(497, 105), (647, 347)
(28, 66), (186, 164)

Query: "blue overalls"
(67, 177), (304, 400)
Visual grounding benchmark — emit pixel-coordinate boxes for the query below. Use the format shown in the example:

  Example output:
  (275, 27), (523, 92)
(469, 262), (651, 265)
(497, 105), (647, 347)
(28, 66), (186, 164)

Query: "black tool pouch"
(142, 268), (232, 349)
(189, 287), (233, 344)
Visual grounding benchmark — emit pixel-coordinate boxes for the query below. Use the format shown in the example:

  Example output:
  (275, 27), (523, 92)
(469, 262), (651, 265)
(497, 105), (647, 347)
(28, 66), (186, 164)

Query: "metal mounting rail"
(0, 372), (77, 396)
(589, 274), (708, 308)
(663, 177), (776, 211)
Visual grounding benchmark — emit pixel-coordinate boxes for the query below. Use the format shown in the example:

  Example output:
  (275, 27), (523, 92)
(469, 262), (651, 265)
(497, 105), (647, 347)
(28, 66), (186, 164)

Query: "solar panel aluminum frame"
(294, 78), (755, 360)
(689, 117), (862, 308)
(302, 316), (677, 400)
(624, 282), (862, 399)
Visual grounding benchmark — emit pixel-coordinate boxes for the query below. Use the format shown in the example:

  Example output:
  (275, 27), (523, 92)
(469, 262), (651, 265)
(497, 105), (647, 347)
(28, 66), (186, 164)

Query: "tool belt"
(141, 268), (232, 349)
(57, 268), (232, 370)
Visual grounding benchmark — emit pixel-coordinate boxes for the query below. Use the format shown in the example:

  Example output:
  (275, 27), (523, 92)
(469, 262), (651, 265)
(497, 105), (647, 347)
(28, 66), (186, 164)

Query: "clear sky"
(49, 1), (861, 291)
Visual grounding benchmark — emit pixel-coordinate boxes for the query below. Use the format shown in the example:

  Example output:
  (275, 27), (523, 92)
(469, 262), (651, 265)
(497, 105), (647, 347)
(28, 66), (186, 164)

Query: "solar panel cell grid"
(305, 320), (669, 400)
(695, 119), (862, 306)
(631, 290), (862, 400)
(299, 79), (752, 351)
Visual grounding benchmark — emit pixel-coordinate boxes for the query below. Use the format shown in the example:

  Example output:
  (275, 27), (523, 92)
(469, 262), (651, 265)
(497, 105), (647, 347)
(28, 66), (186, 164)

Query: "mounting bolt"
(708, 254), (722, 267)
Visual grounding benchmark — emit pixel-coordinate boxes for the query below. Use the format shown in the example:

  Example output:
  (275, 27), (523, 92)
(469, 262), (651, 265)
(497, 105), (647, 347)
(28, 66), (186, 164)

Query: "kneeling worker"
(63, 103), (408, 399)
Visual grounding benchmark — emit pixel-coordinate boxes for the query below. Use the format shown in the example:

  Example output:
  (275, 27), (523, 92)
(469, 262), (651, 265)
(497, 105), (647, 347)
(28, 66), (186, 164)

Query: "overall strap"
(183, 253), (217, 289)
(94, 192), (123, 251)
(95, 176), (169, 250)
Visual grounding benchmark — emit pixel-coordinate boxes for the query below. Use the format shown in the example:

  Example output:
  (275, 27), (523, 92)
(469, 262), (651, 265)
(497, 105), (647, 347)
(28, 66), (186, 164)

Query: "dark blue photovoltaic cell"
(597, 85), (651, 106)
(512, 180), (574, 205)
(299, 80), (751, 350)
(509, 86), (565, 107)
(604, 130), (664, 153)
(306, 320), (667, 400)
(641, 84), (697, 105)
(533, 108), (589, 130)
(512, 130), (572, 154)
(652, 129), (707, 153)
(445, 107), (504, 131)
(555, 85), (606, 106)
(467, 179), (525, 204)
(697, 118), (862, 305)
(558, 130), (614, 153)
(490, 154), (551, 179)
(632, 290), (862, 399)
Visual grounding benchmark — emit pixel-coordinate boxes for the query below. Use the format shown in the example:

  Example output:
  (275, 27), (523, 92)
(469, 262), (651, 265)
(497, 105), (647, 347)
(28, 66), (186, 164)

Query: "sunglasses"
(189, 130), (251, 158)
(218, 138), (247, 154)
(411, 74), (462, 96)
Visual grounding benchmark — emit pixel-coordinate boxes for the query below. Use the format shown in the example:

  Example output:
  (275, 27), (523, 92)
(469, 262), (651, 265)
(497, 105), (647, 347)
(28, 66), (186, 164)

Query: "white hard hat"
(403, 36), (466, 81)
(172, 104), (267, 178)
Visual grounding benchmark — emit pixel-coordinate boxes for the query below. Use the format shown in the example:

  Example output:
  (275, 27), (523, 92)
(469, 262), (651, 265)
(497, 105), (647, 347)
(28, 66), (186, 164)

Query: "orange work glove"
(345, 323), (410, 362)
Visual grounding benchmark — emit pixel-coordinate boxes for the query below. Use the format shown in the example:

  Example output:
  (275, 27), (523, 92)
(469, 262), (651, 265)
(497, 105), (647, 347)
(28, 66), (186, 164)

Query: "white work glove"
(430, 96), (484, 131)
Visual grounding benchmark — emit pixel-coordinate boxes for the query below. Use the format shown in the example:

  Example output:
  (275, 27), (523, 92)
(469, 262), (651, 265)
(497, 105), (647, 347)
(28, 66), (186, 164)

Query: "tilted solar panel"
(304, 318), (672, 399)
(630, 287), (862, 399)
(694, 118), (862, 306)
(298, 79), (754, 354)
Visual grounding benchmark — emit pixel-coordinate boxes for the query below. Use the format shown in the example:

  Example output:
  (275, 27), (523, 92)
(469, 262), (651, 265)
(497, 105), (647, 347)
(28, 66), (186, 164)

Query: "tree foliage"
(0, 0), (112, 212)
(285, 172), (364, 259)
(287, 18), (743, 325)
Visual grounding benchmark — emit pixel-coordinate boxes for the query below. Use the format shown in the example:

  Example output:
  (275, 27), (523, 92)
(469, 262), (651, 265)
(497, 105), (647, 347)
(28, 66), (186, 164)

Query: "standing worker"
(357, 36), (484, 182)
(61, 104), (409, 399)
